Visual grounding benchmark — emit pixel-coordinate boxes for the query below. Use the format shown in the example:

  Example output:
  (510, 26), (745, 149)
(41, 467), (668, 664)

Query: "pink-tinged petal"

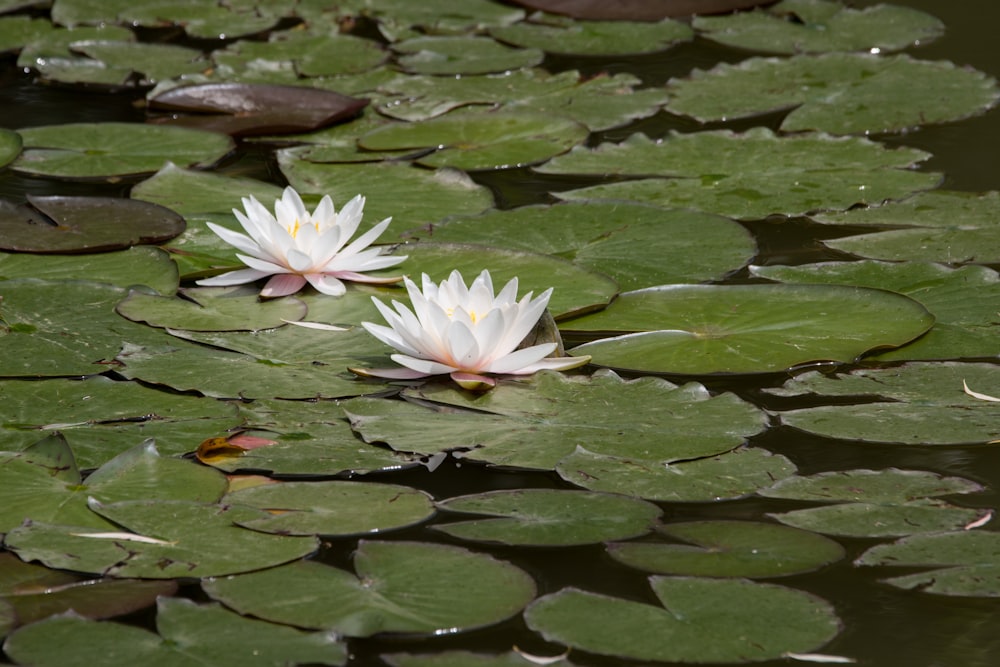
(485, 343), (558, 374)
(451, 371), (496, 392)
(503, 354), (591, 375)
(305, 273), (346, 296)
(196, 267), (271, 287)
(331, 271), (404, 285)
(205, 222), (262, 257)
(391, 354), (457, 376)
(238, 254), (289, 274)
(348, 365), (431, 380)
(260, 273), (307, 298)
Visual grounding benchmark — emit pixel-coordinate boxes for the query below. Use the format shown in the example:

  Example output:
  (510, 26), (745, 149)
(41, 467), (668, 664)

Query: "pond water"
(1, 1), (999, 666)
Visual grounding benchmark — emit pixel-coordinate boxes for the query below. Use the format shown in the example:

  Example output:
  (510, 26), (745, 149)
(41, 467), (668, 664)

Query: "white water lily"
(197, 186), (406, 298)
(354, 270), (590, 390)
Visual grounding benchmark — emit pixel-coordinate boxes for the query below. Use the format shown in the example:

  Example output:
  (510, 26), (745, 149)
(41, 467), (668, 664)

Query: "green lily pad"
(491, 16), (691, 55)
(383, 651), (578, 667)
(0, 195), (185, 253)
(403, 202), (754, 290)
(213, 32), (387, 78)
(277, 160), (495, 232)
(13, 123), (234, 180)
(665, 53), (999, 134)
(541, 129), (940, 219)
(3, 598), (346, 667)
(394, 36), (543, 75)
(397, 242), (618, 319)
(120, 2), (281, 40)
(16, 25), (135, 84)
(344, 371), (767, 472)
(767, 362), (1000, 445)
(0, 128), (21, 168)
(203, 541), (536, 636)
(327, 0), (525, 42)
(69, 40), (206, 85)
(0, 16), (56, 54)
(359, 112), (588, 171)
(525, 576), (841, 663)
(607, 520), (844, 578)
(0, 436), (227, 533)
(556, 446), (796, 502)
(751, 261), (1000, 361)
(761, 466), (987, 538)
(131, 162), (284, 218)
(4, 499), (319, 579)
(564, 284), (934, 375)
(434, 489), (661, 546)
(225, 480), (435, 536)
(855, 531), (1000, 597)
(505, 0), (772, 21)
(116, 286), (307, 332)
(0, 552), (176, 628)
(694, 0), (944, 54)
(0, 246), (178, 295)
(0, 374), (240, 469)
(815, 190), (1000, 264)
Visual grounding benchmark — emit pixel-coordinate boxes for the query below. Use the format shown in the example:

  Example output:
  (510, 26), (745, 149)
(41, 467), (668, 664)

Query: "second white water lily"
(355, 270), (590, 390)
(198, 186), (406, 298)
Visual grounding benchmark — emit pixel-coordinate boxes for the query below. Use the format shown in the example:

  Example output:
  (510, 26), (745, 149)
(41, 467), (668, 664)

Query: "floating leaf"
(503, 0), (771, 20)
(225, 480), (435, 536)
(542, 129), (939, 219)
(0, 246), (178, 295)
(359, 112), (588, 171)
(492, 16), (691, 55)
(768, 362), (1000, 445)
(0, 128), (21, 168)
(394, 36), (543, 75)
(120, 2), (280, 40)
(404, 202), (754, 290)
(564, 284), (934, 375)
(665, 53), (999, 134)
(383, 651), (578, 667)
(69, 40), (206, 85)
(525, 576), (840, 662)
(0, 16), (56, 54)
(751, 261), (1000, 361)
(148, 83), (369, 137)
(213, 32), (387, 78)
(434, 489), (661, 546)
(5, 500), (319, 579)
(0, 195), (184, 253)
(131, 162), (284, 218)
(344, 371), (766, 471)
(337, 0), (525, 41)
(694, 0), (944, 54)
(116, 286), (307, 332)
(608, 520), (844, 578)
(203, 541), (536, 637)
(3, 598), (346, 667)
(556, 446), (796, 501)
(855, 531), (1000, 597)
(13, 123), (234, 180)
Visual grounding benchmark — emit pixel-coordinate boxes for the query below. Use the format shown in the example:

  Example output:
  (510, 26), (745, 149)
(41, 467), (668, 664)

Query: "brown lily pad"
(147, 83), (369, 137)
(0, 196), (186, 254)
(504, 0), (775, 20)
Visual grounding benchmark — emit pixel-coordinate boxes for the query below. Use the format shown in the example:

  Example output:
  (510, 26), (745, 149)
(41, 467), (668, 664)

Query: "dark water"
(1, 2), (1000, 666)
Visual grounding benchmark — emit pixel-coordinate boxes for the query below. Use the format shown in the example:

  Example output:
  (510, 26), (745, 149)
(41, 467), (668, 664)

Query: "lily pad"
(751, 260), (1000, 361)
(3, 598), (346, 667)
(556, 446), (797, 501)
(148, 83), (369, 137)
(525, 576), (840, 663)
(855, 531), (1000, 597)
(0, 128), (21, 168)
(768, 362), (1000, 445)
(344, 371), (767, 471)
(359, 112), (588, 171)
(394, 36), (543, 75)
(0, 16), (56, 54)
(383, 651), (578, 667)
(694, 0), (944, 54)
(225, 480), (435, 536)
(608, 520), (845, 578)
(504, 0), (772, 20)
(203, 541), (536, 637)
(4, 499), (319, 579)
(13, 122), (234, 180)
(0, 246), (178, 295)
(492, 17), (693, 56)
(396, 242), (618, 319)
(434, 489), (661, 546)
(68, 40), (207, 85)
(0, 374), (240, 469)
(0, 195), (185, 253)
(542, 129), (940, 219)
(403, 202), (754, 290)
(665, 53), (999, 134)
(131, 162), (284, 218)
(563, 284), (935, 375)
(326, 0), (525, 41)
(120, 2), (281, 40)
(213, 32), (387, 78)
(116, 286), (307, 332)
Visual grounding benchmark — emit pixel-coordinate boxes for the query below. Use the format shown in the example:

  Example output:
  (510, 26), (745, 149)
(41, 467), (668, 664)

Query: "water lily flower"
(353, 270), (590, 390)
(197, 186), (406, 298)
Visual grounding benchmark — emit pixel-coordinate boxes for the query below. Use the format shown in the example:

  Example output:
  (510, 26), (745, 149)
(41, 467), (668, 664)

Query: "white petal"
(390, 354), (457, 376)
(336, 216), (393, 259)
(305, 273), (346, 296)
(501, 354), (591, 375)
(485, 343), (557, 374)
(285, 248), (315, 273)
(238, 254), (290, 274)
(205, 222), (262, 257)
(196, 267), (270, 287)
(335, 194), (366, 242)
(312, 194), (335, 227)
